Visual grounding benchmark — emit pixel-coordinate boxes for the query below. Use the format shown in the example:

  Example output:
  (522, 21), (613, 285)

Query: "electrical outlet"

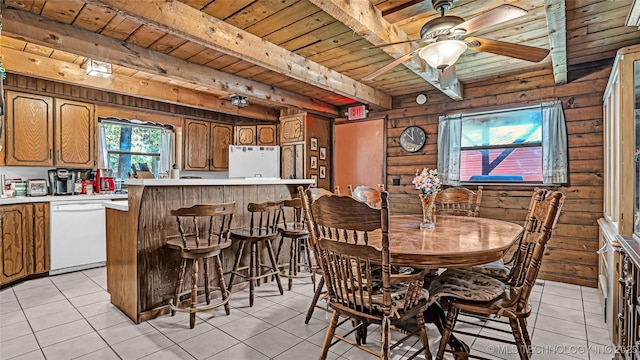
(392, 178), (400, 186)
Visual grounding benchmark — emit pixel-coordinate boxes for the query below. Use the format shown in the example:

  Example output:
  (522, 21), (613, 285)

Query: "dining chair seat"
(427, 268), (506, 306)
(466, 259), (510, 279)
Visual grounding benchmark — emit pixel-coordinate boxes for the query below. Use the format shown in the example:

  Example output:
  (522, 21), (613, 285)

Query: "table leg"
(424, 303), (469, 360)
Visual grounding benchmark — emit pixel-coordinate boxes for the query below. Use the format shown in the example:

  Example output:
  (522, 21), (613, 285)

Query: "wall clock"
(399, 126), (426, 153)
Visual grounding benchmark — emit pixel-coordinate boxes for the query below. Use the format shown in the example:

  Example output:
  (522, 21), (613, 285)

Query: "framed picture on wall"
(319, 166), (326, 179)
(319, 147), (326, 160)
(310, 174), (318, 187)
(310, 137), (318, 151)
(310, 156), (318, 169)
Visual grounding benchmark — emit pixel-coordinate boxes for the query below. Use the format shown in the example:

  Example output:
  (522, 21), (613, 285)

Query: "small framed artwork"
(319, 147), (326, 160)
(310, 137), (318, 151)
(310, 174), (318, 187)
(310, 156), (318, 169)
(319, 165), (326, 179)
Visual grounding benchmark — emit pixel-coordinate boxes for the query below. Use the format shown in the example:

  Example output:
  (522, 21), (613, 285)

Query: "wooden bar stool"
(275, 198), (314, 291)
(167, 203), (235, 329)
(228, 201), (284, 307)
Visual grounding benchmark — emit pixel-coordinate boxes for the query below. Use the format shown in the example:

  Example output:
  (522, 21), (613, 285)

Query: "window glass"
(460, 108), (543, 183)
(103, 123), (163, 179)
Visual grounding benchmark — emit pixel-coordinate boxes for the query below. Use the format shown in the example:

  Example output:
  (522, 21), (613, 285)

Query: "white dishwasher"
(50, 200), (109, 275)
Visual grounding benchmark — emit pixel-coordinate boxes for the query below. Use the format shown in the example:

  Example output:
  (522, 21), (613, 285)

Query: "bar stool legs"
(228, 239), (284, 307)
(276, 235), (315, 291)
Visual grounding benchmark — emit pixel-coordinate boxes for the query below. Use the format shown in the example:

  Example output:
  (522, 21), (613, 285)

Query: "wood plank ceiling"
(1, 0), (639, 117)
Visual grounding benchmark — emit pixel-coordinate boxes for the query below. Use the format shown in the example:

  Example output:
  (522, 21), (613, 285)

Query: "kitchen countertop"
(103, 200), (128, 211)
(125, 178), (315, 186)
(0, 194), (128, 205)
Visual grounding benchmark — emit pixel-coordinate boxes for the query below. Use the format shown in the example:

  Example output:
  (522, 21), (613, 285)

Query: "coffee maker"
(95, 168), (115, 194)
(48, 169), (76, 195)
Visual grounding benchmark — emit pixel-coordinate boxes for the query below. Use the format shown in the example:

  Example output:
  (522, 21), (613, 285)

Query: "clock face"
(399, 126), (426, 153)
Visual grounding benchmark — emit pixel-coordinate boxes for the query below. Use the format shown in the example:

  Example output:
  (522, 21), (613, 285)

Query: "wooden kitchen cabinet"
(183, 119), (233, 171)
(279, 112), (331, 189)
(55, 99), (96, 168)
(234, 124), (277, 146)
(0, 203), (49, 287)
(4, 91), (96, 168)
(5, 91), (54, 166)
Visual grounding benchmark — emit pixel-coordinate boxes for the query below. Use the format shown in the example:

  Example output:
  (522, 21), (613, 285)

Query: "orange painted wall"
(334, 119), (385, 193)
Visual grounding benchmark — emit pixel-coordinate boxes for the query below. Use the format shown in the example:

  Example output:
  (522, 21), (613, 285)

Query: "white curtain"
(437, 114), (462, 186)
(541, 101), (568, 184)
(97, 122), (108, 169)
(160, 129), (175, 175)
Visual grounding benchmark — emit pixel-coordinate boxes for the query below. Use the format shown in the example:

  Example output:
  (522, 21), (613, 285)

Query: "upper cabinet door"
(235, 125), (256, 146)
(280, 114), (305, 144)
(55, 99), (96, 168)
(210, 124), (232, 170)
(257, 125), (277, 146)
(183, 119), (211, 171)
(5, 91), (54, 166)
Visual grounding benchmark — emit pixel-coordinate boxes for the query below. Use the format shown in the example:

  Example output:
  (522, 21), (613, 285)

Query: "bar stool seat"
(167, 203), (235, 329)
(228, 201), (285, 307)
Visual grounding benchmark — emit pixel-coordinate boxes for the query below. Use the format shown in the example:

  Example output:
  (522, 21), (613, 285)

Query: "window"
(98, 119), (174, 179)
(460, 108), (542, 182)
(438, 101), (567, 185)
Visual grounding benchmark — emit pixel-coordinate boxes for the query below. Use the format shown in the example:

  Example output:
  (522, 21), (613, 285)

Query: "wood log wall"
(384, 63), (610, 287)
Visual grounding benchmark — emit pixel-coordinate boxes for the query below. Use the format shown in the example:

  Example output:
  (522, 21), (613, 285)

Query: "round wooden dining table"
(367, 215), (524, 268)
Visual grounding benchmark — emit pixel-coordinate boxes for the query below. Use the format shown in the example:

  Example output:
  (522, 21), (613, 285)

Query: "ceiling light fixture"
(418, 40), (467, 70)
(85, 59), (112, 78)
(230, 94), (249, 107)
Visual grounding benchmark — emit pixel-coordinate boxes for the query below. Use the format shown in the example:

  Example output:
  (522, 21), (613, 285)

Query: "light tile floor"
(0, 267), (614, 359)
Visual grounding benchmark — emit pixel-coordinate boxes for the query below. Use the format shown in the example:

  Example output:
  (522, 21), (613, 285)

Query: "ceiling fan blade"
(465, 37), (550, 63)
(362, 51), (417, 81)
(362, 39), (423, 50)
(438, 64), (457, 89)
(451, 4), (527, 35)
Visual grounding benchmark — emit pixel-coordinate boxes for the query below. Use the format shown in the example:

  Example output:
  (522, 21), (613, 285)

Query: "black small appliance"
(48, 169), (76, 196)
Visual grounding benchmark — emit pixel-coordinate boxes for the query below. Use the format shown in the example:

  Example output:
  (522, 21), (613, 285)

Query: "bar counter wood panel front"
(106, 180), (312, 323)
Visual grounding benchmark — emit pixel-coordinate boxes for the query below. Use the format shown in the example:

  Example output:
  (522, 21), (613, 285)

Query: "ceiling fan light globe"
(418, 40), (467, 69)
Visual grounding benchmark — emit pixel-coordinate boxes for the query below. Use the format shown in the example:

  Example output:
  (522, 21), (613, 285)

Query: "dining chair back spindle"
(304, 189), (431, 360)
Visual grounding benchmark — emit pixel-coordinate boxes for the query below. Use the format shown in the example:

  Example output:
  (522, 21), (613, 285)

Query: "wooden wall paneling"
(31, 203), (49, 274)
(0, 205), (29, 285)
(306, 114), (332, 190)
(5, 91), (54, 166)
(384, 64), (610, 287)
(54, 98), (96, 168)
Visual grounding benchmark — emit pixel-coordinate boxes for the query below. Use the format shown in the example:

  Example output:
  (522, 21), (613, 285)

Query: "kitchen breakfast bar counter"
(106, 178), (314, 323)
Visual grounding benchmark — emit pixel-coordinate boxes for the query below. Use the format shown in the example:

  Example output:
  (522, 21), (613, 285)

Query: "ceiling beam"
(1, 8), (339, 117)
(544, 0), (567, 84)
(309, 0), (463, 101)
(1, 47), (279, 121)
(87, 0), (392, 110)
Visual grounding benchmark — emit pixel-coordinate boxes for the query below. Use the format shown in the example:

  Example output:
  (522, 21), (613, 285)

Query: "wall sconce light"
(85, 59), (112, 78)
(230, 94), (249, 107)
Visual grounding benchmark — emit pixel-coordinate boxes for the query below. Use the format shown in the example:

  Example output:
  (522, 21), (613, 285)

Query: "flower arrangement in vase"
(412, 168), (442, 229)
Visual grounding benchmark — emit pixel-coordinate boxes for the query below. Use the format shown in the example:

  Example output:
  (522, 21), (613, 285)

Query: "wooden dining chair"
(430, 190), (565, 360)
(433, 186), (483, 217)
(305, 189), (432, 360)
(300, 186), (334, 324)
(166, 202), (235, 329)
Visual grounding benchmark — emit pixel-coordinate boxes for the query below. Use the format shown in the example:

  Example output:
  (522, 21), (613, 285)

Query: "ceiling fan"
(362, 0), (550, 84)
